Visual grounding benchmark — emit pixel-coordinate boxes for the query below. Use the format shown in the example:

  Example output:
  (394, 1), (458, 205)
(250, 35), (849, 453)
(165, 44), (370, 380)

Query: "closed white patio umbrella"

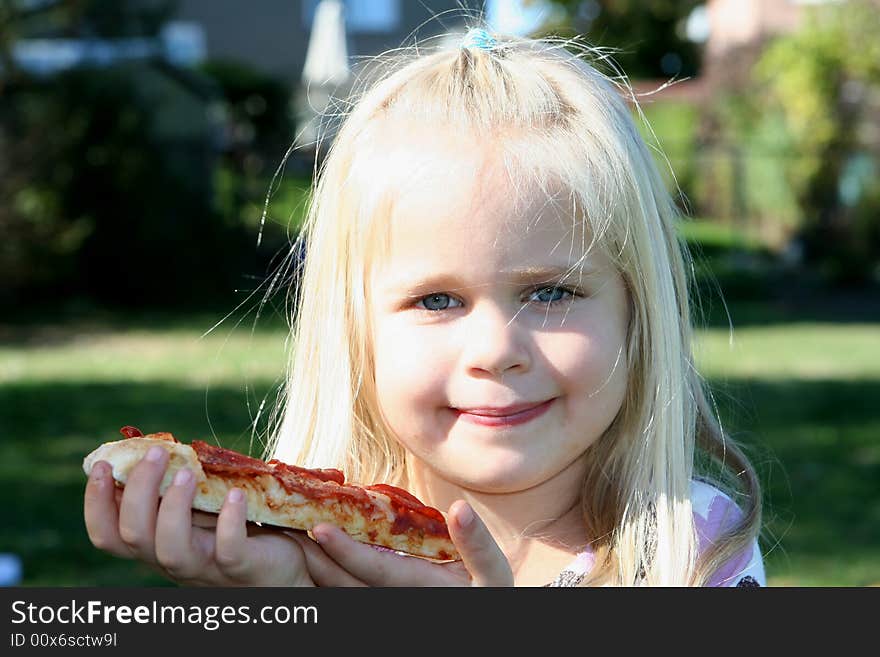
(294, 0), (352, 154)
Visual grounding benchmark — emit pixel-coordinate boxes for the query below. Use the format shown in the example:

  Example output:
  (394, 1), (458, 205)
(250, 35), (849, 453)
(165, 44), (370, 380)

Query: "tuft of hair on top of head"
(300, 12), (656, 157)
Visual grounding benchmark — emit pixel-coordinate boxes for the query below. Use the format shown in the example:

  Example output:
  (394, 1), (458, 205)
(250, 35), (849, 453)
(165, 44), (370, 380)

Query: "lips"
(456, 401), (549, 417)
(452, 398), (556, 427)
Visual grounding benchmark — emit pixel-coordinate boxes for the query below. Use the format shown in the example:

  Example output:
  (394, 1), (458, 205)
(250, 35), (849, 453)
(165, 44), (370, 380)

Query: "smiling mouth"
(451, 398), (556, 427)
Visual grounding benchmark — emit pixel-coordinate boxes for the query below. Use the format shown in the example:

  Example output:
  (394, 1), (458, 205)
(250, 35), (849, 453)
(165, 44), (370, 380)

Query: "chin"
(450, 462), (550, 494)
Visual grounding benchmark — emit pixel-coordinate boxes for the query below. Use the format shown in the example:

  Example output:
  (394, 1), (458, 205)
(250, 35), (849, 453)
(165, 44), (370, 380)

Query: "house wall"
(706, 0), (805, 59)
(173, 0), (476, 84)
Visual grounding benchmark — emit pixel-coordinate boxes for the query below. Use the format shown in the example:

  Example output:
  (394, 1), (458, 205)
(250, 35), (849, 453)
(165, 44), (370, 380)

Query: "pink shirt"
(546, 480), (766, 587)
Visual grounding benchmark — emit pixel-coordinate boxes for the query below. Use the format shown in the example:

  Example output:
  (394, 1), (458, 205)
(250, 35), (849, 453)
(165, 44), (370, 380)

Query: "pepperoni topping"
(192, 441), (373, 509)
(189, 442), (346, 485)
(365, 484), (450, 539)
(191, 440), (272, 474)
(267, 460), (345, 485)
(366, 483), (423, 508)
(119, 426), (176, 442)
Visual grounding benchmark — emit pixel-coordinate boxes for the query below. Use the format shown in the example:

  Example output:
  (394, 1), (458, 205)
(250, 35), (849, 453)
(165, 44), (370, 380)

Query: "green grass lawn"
(694, 323), (880, 586)
(1, 295), (878, 586)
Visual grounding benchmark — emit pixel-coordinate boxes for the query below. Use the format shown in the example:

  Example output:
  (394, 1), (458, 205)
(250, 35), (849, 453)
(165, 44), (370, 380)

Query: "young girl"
(84, 27), (765, 587)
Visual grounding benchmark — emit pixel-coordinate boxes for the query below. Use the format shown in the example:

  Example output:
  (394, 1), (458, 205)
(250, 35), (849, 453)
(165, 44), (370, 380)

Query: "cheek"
(545, 316), (628, 403)
(372, 321), (450, 420)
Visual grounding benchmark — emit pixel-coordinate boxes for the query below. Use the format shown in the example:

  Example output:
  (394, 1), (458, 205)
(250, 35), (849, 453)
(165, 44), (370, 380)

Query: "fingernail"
(90, 463), (106, 484)
(227, 488), (243, 503)
(456, 503), (474, 529)
(146, 446), (165, 463)
(173, 468), (192, 486)
(313, 527), (329, 544)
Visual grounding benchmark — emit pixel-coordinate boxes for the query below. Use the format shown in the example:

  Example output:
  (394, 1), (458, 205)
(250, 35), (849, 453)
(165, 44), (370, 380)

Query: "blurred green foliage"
(637, 100), (699, 210)
(709, 0), (880, 285)
(755, 1), (880, 284)
(0, 0), (307, 310)
(199, 59), (294, 165)
(0, 62), (252, 307)
(0, 62), (304, 311)
(200, 59), (306, 264)
(539, 0), (703, 78)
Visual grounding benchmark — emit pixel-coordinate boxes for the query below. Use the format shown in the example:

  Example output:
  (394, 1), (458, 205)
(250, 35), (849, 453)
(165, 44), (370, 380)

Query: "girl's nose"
(461, 304), (531, 377)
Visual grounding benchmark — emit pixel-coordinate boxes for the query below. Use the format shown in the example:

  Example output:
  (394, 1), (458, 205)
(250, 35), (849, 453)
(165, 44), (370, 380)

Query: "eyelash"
(413, 285), (581, 313)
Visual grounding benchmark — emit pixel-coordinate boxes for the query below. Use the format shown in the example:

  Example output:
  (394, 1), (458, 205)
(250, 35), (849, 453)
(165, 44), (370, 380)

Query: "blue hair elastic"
(460, 27), (497, 51)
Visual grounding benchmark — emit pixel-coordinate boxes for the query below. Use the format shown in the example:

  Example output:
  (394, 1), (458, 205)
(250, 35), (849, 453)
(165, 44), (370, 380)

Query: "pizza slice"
(82, 426), (459, 561)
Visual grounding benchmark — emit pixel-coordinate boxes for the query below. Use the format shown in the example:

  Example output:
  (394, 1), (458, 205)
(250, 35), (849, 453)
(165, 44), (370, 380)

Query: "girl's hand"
(84, 447), (327, 587)
(289, 501), (514, 586)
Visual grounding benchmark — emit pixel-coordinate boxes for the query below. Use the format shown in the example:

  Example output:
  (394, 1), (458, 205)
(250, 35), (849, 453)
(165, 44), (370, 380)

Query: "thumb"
(448, 500), (514, 587)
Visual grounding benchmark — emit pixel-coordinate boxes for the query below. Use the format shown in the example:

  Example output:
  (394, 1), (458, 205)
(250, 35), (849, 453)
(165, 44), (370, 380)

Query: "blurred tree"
(0, 0), (177, 44)
(199, 58), (299, 267)
(537, 0), (703, 78)
(0, 0), (262, 307)
(63, 0), (177, 38)
(0, 60), (252, 307)
(200, 59), (296, 175)
(751, 0), (880, 284)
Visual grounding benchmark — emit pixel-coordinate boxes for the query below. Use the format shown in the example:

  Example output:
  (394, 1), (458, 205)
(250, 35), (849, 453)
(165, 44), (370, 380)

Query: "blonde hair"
(265, 25), (761, 587)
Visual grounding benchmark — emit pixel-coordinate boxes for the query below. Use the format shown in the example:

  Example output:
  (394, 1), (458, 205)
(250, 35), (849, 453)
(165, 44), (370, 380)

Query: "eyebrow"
(384, 265), (597, 295)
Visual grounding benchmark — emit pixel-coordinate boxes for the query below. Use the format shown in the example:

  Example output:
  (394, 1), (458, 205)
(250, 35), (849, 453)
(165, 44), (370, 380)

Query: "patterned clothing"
(546, 480), (766, 587)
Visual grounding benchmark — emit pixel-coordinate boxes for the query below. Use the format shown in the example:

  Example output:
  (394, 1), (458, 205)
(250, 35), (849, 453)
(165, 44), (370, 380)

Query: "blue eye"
(417, 293), (462, 311)
(414, 286), (578, 313)
(530, 286), (574, 305)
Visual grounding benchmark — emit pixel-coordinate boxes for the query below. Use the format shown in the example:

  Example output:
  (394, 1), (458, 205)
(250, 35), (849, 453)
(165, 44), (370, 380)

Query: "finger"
(84, 461), (132, 558)
(312, 524), (452, 587)
(448, 501), (513, 587)
(285, 532), (366, 587)
(117, 446), (169, 562)
(213, 488), (251, 582)
(154, 468), (204, 580)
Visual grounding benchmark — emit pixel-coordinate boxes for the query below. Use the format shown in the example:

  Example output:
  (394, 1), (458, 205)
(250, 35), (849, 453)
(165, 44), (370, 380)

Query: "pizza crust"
(83, 434), (458, 561)
(83, 434), (204, 494)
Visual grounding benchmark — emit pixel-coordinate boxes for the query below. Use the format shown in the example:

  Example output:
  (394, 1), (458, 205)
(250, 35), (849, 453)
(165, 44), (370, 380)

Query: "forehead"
(364, 125), (598, 285)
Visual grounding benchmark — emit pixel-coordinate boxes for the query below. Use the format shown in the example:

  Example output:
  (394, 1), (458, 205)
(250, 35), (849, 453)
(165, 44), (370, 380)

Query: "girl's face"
(367, 145), (630, 495)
